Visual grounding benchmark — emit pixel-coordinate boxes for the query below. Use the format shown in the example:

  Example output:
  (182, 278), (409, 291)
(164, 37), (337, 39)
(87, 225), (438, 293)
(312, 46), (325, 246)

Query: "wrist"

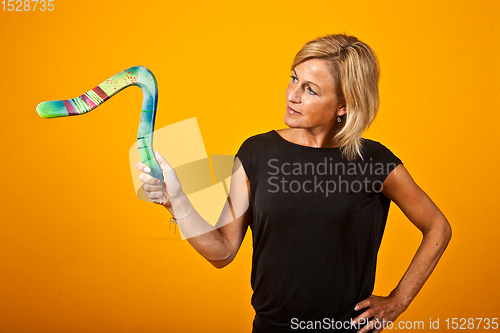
(168, 193), (190, 219)
(389, 289), (412, 311)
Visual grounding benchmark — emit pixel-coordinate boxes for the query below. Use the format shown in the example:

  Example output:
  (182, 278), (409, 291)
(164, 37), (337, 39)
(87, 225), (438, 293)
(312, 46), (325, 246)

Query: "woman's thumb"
(155, 151), (172, 171)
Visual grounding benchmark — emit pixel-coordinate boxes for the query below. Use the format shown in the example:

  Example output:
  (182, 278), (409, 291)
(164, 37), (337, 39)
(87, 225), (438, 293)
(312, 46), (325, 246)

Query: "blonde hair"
(291, 34), (380, 161)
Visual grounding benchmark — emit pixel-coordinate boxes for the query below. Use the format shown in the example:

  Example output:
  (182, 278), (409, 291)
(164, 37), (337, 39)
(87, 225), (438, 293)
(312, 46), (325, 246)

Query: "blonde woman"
(137, 34), (451, 333)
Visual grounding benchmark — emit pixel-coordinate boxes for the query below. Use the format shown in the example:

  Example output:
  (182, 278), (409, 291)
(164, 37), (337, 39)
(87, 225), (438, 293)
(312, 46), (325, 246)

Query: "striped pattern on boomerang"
(36, 66), (163, 182)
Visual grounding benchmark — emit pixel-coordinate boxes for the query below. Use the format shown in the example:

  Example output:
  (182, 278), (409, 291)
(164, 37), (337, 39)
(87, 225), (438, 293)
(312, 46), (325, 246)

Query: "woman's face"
(284, 58), (346, 131)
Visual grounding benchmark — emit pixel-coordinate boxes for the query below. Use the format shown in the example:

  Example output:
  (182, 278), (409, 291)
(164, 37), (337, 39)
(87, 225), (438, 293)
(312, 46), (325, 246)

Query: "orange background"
(1, 0), (499, 332)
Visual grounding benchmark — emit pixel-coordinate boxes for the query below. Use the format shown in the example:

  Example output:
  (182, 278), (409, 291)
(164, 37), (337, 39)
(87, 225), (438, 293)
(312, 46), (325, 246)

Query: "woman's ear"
(337, 103), (347, 117)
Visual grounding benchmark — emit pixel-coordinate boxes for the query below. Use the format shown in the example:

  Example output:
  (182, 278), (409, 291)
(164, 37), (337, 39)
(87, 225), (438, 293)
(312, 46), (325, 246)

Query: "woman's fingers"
(136, 151), (182, 206)
(146, 189), (165, 199)
(138, 171), (160, 185)
(354, 296), (373, 312)
(142, 181), (163, 192)
(137, 161), (168, 205)
(137, 162), (162, 188)
(140, 174), (164, 192)
(136, 161), (148, 172)
(351, 294), (404, 333)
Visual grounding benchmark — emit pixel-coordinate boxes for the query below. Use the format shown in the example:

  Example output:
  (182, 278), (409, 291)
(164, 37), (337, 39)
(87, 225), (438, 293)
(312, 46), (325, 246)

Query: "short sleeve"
(235, 136), (257, 180)
(362, 140), (403, 184)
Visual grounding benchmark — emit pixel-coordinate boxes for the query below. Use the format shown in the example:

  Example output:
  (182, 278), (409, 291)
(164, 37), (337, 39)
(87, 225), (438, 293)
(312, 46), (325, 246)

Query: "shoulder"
(241, 130), (277, 143)
(237, 130), (278, 152)
(361, 139), (400, 159)
(358, 138), (403, 176)
(236, 131), (277, 179)
(361, 138), (392, 152)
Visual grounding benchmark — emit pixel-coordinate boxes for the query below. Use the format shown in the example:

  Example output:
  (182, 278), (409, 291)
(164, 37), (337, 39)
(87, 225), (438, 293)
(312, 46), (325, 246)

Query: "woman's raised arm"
(137, 152), (252, 269)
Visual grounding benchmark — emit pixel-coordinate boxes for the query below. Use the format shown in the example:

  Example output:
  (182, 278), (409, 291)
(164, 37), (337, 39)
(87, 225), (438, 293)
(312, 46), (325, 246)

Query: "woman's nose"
(288, 86), (300, 103)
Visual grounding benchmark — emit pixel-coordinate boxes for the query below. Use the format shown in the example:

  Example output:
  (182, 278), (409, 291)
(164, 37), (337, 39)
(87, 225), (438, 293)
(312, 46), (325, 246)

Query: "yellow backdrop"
(0, 0), (498, 332)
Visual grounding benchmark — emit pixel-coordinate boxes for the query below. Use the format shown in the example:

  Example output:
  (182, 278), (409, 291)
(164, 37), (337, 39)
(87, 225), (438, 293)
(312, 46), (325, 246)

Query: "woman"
(137, 34), (452, 333)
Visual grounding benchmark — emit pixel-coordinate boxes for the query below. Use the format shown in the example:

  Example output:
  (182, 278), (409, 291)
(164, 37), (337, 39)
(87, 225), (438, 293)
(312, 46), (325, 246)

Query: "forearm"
(168, 194), (233, 266)
(390, 217), (452, 309)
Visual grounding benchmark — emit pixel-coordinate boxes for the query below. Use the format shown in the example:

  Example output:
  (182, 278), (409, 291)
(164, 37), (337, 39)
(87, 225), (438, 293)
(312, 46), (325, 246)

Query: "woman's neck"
(278, 126), (340, 148)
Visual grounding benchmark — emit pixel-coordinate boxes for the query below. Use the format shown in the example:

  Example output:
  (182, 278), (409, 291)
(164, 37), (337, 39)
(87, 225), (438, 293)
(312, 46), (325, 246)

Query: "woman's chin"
(284, 115), (303, 129)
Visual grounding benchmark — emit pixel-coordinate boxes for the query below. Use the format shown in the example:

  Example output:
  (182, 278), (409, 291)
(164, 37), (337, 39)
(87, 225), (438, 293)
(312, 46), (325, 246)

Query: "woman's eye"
(307, 86), (317, 95)
(290, 75), (298, 82)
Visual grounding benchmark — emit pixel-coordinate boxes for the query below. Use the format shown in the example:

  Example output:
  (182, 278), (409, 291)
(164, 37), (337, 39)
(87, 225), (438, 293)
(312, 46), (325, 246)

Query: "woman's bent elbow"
(444, 221), (452, 243)
(209, 257), (233, 269)
(204, 250), (234, 269)
(424, 217), (452, 248)
(437, 217), (452, 248)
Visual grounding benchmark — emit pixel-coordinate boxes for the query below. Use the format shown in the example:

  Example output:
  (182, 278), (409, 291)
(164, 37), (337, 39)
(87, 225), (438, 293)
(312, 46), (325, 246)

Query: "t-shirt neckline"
(271, 130), (342, 150)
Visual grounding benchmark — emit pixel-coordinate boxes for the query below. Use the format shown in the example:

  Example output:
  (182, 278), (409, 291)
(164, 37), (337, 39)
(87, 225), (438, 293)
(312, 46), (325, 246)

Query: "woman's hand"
(352, 293), (408, 333)
(136, 151), (184, 211)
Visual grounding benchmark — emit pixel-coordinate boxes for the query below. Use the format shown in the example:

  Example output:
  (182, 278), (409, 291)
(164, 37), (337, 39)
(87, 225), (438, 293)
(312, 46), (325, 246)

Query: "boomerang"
(36, 66), (163, 182)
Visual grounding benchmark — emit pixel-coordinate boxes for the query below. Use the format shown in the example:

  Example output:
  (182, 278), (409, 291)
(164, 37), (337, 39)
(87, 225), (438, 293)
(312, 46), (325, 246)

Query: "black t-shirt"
(236, 130), (403, 333)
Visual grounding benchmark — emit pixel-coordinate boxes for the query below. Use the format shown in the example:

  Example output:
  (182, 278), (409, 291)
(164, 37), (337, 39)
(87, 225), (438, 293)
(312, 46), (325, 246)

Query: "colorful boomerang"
(36, 66), (163, 182)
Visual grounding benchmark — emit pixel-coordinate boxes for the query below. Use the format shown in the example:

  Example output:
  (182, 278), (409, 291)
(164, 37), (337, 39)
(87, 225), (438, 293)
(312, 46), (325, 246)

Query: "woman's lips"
(287, 105), (302, 115)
